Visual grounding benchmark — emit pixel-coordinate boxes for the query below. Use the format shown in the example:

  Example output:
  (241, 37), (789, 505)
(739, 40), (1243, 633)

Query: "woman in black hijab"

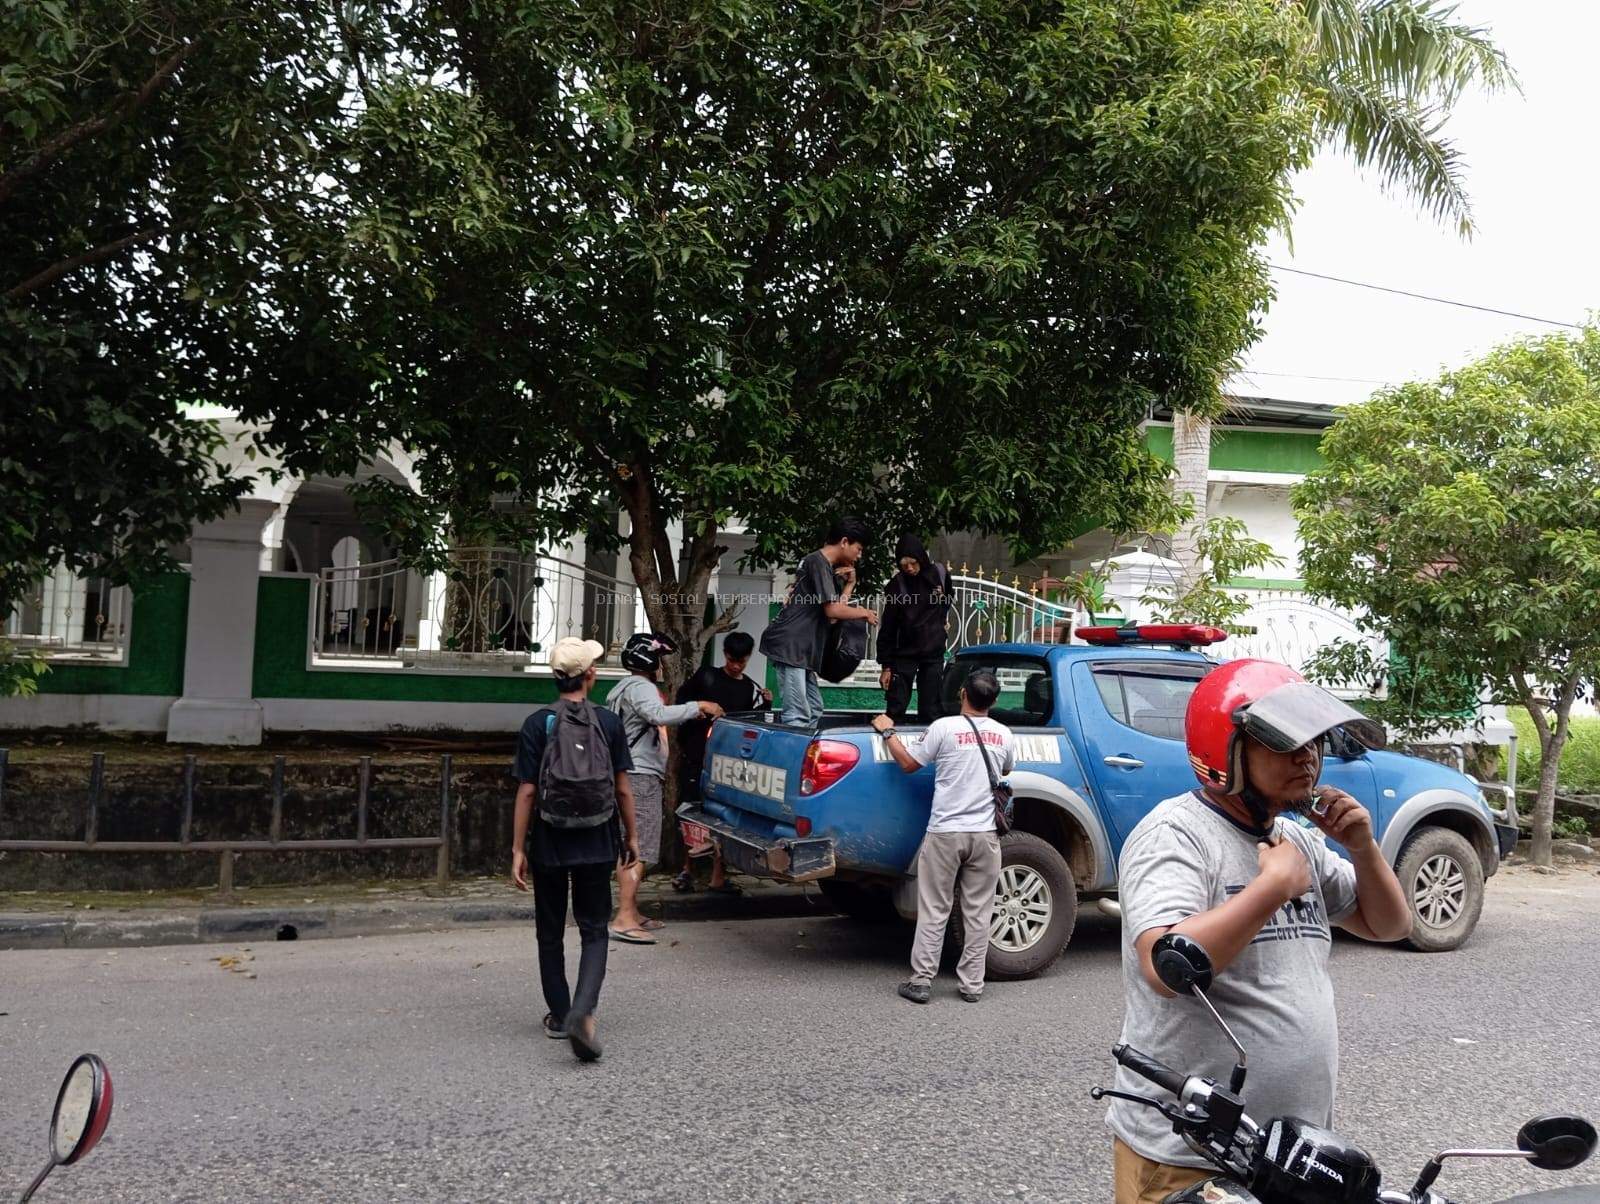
(877, 535), (951, 723)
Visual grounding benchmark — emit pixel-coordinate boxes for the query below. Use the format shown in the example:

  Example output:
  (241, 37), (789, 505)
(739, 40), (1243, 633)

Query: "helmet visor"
(1235, 681), (1386, 754)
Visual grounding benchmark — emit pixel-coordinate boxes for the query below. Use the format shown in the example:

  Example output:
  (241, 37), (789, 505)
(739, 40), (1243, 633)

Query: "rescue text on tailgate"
(709, 754), (786, 803)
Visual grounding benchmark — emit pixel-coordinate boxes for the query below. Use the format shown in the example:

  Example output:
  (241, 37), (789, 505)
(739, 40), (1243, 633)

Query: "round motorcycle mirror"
(1151, 933), (1214, 996)
(21, 1056), (114, 1203)
(1517, 1115), (1598, 1171)
(52, 1054), (113, 1166)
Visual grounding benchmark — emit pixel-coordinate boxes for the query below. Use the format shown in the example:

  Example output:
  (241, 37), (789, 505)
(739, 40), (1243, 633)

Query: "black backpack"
(538, 700), (617, 829)
(820, 616), (868, 683)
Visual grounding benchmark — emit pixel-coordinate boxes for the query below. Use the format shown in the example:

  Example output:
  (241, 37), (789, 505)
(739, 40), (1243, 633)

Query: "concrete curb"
(1, 883), (827, 951)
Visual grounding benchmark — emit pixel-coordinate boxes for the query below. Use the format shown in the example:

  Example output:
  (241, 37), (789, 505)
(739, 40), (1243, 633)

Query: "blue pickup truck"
(677, 628), (1519, 978)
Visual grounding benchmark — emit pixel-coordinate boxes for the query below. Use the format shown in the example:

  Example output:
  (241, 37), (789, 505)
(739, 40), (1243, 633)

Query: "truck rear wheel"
(955, 831), (1077, 980)
(1397, 826), (1485, 952)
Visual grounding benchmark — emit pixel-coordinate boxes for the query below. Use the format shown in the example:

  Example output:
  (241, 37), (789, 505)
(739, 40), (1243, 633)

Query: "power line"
(1268, 263), (1583, 330)
(1236, 368), (1394, 386)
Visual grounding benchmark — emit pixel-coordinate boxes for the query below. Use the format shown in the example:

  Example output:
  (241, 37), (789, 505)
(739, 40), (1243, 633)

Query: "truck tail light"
(795, 816), (813, 837)
(799, 739), (860, 796)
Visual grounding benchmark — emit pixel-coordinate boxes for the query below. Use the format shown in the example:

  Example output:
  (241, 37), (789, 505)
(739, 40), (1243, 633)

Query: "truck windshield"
(944, 654), (1053, 727)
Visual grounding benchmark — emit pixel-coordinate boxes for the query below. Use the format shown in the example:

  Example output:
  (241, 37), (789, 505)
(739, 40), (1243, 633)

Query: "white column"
(166, 499), (278, 745)
(260, 504), (288, 572)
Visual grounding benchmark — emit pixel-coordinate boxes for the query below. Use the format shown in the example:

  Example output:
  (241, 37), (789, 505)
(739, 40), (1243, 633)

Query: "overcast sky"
(1228, 0), (1597, 407)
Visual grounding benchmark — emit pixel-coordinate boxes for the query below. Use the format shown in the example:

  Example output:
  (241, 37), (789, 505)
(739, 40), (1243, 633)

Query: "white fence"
(312, 549), (646, 670)
(4, 568), (130, 662)
(307, 551), (1379, 687)
(1221, 587), (1388, 695)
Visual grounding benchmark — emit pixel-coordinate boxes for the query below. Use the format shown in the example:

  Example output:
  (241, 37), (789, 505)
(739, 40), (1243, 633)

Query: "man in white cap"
(511, 637), (640, 1062)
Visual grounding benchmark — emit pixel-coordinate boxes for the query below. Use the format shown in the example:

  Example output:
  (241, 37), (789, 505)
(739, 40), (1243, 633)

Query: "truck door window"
(945, 656), (1053, 726)
(1090, 664), (1207, 741)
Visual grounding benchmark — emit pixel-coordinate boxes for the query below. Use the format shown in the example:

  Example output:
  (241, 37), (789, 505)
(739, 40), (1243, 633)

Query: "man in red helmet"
(1106, 659), (1411, 1204)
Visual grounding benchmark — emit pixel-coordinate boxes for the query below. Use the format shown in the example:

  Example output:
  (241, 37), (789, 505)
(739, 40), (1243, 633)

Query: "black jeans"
(531, 860), (613, 1023)
(885, 657), (944, 723)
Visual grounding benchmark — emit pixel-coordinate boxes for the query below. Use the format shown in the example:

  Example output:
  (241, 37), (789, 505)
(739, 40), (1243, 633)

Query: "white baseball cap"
(550, 637), (605, 677)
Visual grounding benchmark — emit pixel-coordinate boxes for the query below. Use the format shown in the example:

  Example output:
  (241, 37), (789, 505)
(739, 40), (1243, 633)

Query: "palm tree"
(1167, 1), (1514, 588)
(1301, 0), (1516, 237)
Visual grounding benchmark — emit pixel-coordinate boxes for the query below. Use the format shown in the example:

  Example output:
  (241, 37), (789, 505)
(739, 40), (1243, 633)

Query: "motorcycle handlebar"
(1113, 1043), (1190, 1097)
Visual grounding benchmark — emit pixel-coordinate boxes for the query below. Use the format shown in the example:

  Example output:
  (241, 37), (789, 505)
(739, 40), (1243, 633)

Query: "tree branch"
(0, 38), (201, 206)
(5, 226), (166, 300)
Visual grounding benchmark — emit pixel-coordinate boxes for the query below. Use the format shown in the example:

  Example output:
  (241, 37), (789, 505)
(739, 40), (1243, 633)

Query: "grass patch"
(1501, 707), (1600, 796)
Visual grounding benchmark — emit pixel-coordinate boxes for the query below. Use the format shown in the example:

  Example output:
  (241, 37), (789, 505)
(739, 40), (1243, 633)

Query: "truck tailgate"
(683, 718), (841, 881)
(700, 718), (811, 822)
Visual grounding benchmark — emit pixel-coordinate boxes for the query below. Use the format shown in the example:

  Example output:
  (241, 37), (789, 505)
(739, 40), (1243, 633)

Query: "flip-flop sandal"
(637, 917), (667, 931)
(609, 927), (658, 945)
(670, 871), (694, 893)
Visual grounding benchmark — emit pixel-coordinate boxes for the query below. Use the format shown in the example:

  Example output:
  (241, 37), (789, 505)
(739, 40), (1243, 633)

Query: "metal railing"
(4, 569), (129, 661)
(0, 749), (454, 895)
(312, 549), (644, 670)
(843, 571), (1088, 685)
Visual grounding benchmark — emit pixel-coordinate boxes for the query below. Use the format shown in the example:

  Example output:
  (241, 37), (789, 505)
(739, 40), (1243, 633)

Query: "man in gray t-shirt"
(1107, 660), (1411, 1204)
(759, 517), (879, 727)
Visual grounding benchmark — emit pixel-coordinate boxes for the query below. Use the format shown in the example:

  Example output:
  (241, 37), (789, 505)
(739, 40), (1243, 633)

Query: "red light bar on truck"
(1074, 623), (1228, 648)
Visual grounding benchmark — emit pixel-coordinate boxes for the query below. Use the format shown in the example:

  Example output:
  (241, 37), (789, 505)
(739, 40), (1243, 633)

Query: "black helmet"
(621, 631), (678, 674)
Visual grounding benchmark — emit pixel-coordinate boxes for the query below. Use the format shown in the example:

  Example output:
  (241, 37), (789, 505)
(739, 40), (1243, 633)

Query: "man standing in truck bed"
(760, 517), (879, 727)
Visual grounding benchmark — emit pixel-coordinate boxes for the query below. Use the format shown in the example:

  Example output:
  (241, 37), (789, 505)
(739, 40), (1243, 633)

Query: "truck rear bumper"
(676, 805), (836, 883)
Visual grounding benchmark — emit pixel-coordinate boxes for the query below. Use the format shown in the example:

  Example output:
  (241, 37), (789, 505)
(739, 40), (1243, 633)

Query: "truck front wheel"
(1396, 826), (1486, 952)
(985, 831), (1078, 980)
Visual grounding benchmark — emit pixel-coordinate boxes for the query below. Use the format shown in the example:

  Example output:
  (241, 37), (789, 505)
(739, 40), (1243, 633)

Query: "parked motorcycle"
(1093, 934), (1598, 1203)
(16, 1055), (113, 1202)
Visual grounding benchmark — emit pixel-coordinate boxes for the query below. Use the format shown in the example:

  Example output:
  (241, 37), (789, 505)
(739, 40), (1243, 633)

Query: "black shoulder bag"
(963, 716), (1014, 835)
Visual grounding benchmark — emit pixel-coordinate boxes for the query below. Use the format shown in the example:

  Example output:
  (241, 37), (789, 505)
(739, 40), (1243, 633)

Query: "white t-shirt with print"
(908, 714), (1015, 833)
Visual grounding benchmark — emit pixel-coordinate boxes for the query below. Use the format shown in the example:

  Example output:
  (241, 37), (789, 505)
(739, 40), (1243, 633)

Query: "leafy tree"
(207, 0), (1314, 713)
(1143, 516), (1282, 631)
(0, 1), (358, 685)
(1295, 327), (1600, 866)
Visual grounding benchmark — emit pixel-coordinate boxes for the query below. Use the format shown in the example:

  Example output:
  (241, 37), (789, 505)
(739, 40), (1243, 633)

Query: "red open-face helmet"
(1185, 659), (1386, 794)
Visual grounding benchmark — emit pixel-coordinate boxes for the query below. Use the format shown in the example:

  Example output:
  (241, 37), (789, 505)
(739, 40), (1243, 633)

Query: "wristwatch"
(879, 727), (898, 741)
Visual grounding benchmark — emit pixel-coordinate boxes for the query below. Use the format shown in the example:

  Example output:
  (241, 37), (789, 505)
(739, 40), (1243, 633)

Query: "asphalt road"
(3, 865), (1598, 1203)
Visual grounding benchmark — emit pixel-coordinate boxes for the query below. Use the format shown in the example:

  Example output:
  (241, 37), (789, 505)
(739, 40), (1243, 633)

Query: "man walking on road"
(510, 637), (641, 1063)
(872, 667), (1013, 1004)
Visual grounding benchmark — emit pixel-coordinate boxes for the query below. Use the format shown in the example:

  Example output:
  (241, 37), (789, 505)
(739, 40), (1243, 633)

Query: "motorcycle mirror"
(1152, 933), (1214, 997)
(22, 1055), (114, 1203)
(1517, 1115), (1598, 1171)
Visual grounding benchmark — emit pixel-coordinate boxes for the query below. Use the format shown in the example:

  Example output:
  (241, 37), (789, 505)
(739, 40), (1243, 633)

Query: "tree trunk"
(1530, 710), (1573, 868)
(616, 462), (736, 870)
(1170, 409), (1212, 588)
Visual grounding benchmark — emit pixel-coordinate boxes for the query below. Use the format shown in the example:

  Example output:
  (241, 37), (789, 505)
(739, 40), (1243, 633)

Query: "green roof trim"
(1145, 425), (1325, 476)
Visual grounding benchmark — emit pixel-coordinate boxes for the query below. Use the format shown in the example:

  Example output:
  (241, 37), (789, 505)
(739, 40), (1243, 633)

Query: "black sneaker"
(543, 1012), (567, 1039)
(568, 1013), (603, 1062)
(897, 981), (931, 1005)
(959, 989), (982, 1004)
